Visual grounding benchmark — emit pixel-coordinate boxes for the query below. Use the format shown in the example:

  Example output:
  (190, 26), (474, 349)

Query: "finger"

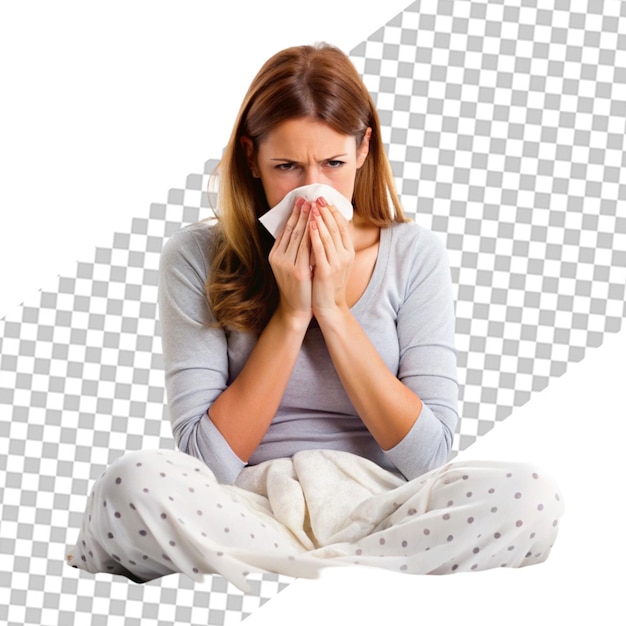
(284, 200), (312, 263)
(316, 197), (351, 252)
(309, 210), (330, 267)
(276, 197), (307, 255)
(310, 202), (341, 259)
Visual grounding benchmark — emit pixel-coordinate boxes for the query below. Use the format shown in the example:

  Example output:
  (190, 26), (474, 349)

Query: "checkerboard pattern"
(2, 1), (625, 624)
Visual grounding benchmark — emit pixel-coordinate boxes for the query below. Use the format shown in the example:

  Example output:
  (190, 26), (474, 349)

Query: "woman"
(68, 43), (563, 591)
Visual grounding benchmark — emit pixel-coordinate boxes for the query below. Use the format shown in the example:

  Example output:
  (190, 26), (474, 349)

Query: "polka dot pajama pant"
(67, 448), (563, 592)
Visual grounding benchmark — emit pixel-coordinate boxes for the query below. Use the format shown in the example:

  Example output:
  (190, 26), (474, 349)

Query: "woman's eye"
(326, 160), (345, 168)
(275, 163), (297, 171)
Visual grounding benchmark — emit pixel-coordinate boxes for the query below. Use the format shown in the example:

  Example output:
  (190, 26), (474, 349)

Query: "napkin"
(259, 183), (353, 238)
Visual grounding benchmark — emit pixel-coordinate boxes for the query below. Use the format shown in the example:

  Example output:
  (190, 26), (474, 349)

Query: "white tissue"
(258, 183), (353, 238)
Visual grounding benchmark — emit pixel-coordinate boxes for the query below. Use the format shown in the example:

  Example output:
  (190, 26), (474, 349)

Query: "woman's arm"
(309, 201), (458, 477)
(207, 199), (315, 461)
(309, 201), (421, 449)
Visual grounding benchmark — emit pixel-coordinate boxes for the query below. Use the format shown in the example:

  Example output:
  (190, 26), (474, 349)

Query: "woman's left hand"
(309, 197), (355, 319)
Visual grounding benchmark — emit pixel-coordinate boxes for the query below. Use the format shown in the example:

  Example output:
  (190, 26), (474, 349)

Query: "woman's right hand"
(268, 197), (313, 325)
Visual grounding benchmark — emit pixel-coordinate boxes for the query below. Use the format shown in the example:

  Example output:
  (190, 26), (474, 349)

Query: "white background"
(1, 2), (623, 625)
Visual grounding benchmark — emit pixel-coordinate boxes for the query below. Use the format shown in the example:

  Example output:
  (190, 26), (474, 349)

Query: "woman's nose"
(303, 168), (321, 186)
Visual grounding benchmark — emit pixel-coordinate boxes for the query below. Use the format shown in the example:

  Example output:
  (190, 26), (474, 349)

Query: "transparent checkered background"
(2, 1), (625, 624)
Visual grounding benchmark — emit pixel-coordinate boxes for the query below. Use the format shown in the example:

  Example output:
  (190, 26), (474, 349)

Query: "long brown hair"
(207, 43), (406, 332)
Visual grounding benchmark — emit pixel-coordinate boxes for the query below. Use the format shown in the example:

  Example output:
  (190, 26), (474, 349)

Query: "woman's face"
(243, 117), (371, 209)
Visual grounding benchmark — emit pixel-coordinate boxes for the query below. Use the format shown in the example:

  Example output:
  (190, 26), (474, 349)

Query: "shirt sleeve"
(158, 224), (246, 484)
(383, 227), (459, 480)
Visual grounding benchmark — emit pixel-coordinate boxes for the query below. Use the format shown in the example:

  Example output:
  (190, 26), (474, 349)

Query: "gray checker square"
(2, 1), (626, 625)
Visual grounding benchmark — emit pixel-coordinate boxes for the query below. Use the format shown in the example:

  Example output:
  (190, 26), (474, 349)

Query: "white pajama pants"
(67, 448), (563, 592)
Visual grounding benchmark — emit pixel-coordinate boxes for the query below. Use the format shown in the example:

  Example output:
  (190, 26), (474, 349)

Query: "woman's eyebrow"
(269, 153), (349, 162)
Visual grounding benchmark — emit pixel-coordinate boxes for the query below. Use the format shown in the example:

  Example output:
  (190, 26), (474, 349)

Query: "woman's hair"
(207, 42), (407, 332)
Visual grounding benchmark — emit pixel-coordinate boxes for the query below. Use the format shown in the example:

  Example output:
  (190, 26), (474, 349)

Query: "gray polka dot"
(537, 504), (544, 511)
(491, 507), (498, 513)
(143, 488), (149, 493)
(516, 520), (523, 527)
(488, 488), (495, 494)
(467, 517), (474, 524)
(447, 535), (454, 542)
(379, 538), (386, 545)
(451, 564), (458, 571)
(423, 528), (431, 535)
(160, 473), (166, 477)
(197, 510), (203, 516)
(473, 547), (480, 554)
(193, 567), (199, 573)
(136, 463), (142, 467)
(139, 530), (147, 536)
(107, 532), (114, 539)
(402, 540), (408, 547)
(553, 520), (559, 527)
(408, 508), (417, 516)
(462, 474), (469, 480)
(224, 528), (230, 533)
(514, 492), (522, 499)
(169, 540), (176, 546)
(447, 500), (454, 506)
(494, 532), (501, 539)
(506, 472), (512, 478)
(356, 549), (363, 555)
(466, 491), (473, 498)
(532, 472), (539, 479)
(400, 564), (408, 571)
(115, 477), (122, 485)
(443, 513), (450, 520)
(114, 512), (121, 519)
(471, 564), (478, 570)
(129, 503), (136, 510)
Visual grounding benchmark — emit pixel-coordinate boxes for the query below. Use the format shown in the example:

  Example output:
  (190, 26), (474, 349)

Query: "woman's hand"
(268, 197), (314, 325)
(309, 197), (355, 320)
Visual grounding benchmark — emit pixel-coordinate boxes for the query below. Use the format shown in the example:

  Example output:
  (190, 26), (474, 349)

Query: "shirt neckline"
(350, 223), (392, 315)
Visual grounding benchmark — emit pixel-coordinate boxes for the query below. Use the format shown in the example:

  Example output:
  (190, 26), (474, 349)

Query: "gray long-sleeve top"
(158, 219), (458, 484)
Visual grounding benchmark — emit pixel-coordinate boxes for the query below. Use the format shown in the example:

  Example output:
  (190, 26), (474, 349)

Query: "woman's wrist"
(273, 303), (312, 335)
(313, 303), (352, 332)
